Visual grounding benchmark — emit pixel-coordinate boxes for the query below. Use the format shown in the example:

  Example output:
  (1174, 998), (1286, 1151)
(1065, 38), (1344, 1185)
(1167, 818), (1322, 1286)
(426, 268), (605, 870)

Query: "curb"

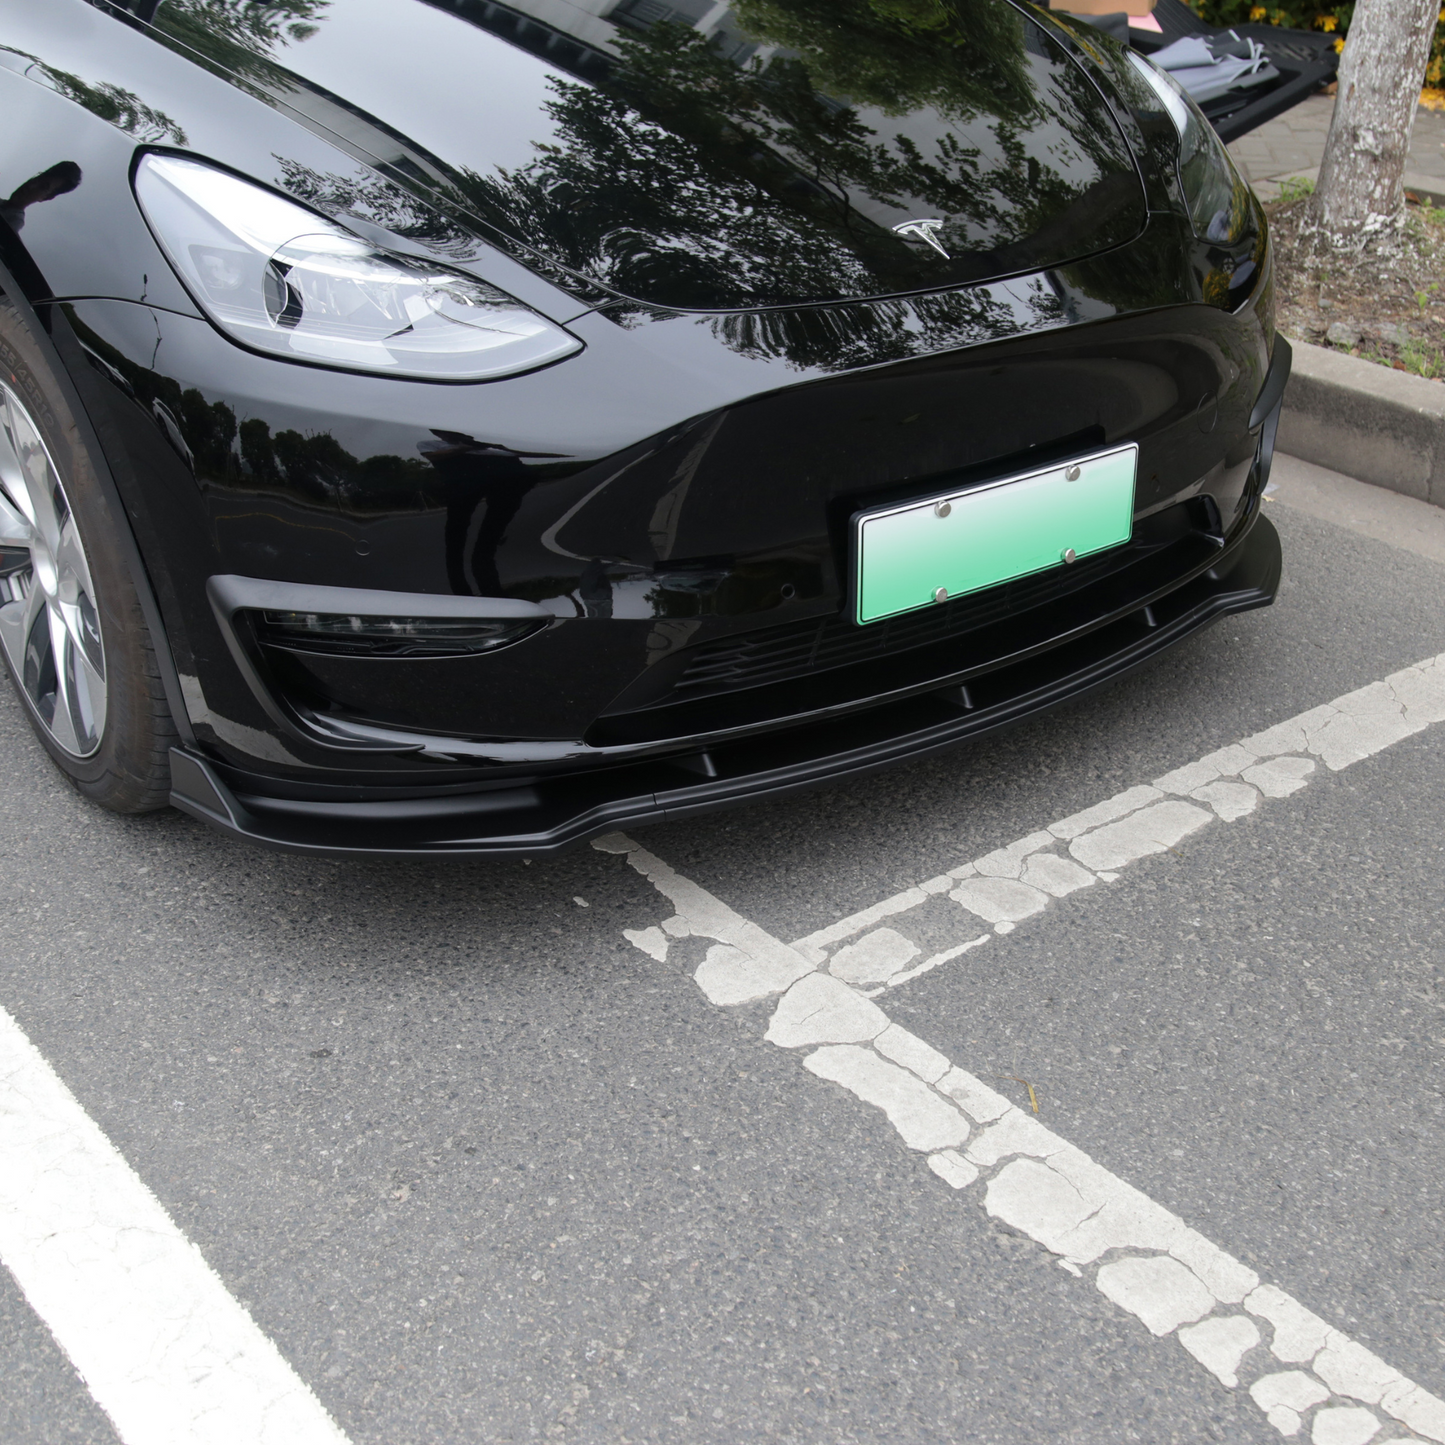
(1248, 166), (1445, 207)
(1278, 337), (1445, 508)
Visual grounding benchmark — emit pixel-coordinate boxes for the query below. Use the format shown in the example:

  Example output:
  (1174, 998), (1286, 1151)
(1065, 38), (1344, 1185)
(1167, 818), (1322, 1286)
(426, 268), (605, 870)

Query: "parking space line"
(0, 1005), (352, 1445)
(602, 648), (1445, 1443)
(786, 650), (1445, 992)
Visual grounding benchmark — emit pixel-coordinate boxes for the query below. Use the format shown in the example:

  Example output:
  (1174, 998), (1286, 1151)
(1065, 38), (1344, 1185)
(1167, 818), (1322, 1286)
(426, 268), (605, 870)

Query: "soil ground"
(1268, 189), (1445, 381)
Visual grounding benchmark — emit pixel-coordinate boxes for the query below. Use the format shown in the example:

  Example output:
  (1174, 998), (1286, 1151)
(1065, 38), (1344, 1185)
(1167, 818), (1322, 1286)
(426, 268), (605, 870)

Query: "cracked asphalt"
(1, 457), (1443, 1444)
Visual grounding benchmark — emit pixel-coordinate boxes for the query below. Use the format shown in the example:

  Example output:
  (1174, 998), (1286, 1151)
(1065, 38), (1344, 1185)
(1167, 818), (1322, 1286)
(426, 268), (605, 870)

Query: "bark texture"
(1309, 0), (1438, 247)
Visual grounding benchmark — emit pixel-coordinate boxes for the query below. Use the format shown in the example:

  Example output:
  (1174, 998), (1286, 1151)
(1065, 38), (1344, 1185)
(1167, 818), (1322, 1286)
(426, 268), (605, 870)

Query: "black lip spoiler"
(1250, 335), (1291, 493)
(167, 515), (1282, 861)
(1250, 335), (1292, 433)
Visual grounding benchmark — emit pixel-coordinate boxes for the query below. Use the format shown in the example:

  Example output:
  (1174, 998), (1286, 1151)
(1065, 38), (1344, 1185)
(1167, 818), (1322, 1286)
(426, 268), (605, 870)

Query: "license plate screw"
(934, 500), (952, 518)
(934, 586), (949, 602)
(1062, 547), (1077, 563)
(1065, 465), (1081, 481)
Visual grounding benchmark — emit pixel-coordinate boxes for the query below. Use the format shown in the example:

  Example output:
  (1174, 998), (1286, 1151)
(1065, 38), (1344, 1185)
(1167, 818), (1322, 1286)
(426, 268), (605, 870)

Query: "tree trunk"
(1308, 0), (1438, 248)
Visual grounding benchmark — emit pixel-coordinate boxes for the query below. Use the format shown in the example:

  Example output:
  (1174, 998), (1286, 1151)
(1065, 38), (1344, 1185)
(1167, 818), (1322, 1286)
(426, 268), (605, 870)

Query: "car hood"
(133, 0), (1149, 312)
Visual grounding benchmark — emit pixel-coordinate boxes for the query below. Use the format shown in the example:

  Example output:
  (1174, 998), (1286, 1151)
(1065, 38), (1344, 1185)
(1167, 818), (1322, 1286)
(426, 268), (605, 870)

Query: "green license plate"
(852, 444), (1137, 625)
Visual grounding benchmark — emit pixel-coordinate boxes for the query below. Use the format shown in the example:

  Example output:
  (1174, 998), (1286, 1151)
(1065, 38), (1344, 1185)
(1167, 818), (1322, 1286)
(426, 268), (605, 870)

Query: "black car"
(0, 0), (1287, 857)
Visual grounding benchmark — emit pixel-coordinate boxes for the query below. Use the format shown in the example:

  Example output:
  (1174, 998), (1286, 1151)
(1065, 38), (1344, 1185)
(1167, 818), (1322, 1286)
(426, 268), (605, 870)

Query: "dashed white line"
(602, 648), (1445, 1444)
(0, 1005), (352, 1445)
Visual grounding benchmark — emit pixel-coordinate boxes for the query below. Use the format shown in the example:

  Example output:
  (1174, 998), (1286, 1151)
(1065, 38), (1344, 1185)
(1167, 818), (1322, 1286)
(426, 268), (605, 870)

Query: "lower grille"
(665, 545), (1131, 704)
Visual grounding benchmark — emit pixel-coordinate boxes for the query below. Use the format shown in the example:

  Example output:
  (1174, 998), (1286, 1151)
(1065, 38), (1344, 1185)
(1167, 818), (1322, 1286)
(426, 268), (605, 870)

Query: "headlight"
(1125, 53), (1249, 245)
(134, 153), (582, 381)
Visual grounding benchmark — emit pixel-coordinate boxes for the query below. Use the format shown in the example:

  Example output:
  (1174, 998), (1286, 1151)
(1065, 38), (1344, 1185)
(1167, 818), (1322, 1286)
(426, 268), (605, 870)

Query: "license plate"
(852, 443), (1137, 625)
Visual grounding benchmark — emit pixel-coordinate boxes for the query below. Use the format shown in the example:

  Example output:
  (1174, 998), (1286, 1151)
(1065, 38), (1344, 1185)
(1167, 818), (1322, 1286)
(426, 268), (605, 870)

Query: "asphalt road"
(2, 455), (1443, 1445)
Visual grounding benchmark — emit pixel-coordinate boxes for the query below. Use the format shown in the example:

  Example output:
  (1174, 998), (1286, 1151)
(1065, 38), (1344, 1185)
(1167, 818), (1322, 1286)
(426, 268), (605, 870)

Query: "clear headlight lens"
(1125, 52), (1250, 245)
(135, 154), (582, 381)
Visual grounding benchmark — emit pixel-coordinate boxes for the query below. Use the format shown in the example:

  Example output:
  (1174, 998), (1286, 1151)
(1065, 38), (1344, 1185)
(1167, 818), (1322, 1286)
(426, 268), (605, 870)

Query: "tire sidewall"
(0, 299), (167, 799)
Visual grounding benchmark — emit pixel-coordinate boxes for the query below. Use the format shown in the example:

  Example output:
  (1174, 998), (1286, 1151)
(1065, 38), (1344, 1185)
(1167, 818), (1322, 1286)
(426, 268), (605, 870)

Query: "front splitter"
(169, 513), (1281, 859)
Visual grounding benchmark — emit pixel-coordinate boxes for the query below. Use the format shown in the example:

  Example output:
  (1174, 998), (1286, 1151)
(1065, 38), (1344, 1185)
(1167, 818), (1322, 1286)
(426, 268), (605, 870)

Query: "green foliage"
(1361, 336), (1444, 377)
(1399, 337), (1444, 377)
(1190, 0), (1350, 36)
(1189, 0), (1445, 87)
(1274, 174), (1315, 203)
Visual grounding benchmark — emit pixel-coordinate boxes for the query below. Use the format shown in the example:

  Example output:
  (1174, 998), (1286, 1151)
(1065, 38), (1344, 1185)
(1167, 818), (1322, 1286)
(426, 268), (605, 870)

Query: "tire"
(0, 297), (176, 812)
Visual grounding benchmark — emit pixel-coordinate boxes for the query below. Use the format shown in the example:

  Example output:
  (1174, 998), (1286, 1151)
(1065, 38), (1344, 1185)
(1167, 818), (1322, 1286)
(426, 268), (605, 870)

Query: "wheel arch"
(0, 257), (195, 747)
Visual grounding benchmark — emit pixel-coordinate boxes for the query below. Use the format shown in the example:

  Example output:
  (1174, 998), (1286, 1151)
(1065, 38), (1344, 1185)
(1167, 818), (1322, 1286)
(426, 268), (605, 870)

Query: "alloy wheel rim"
(0, 381), (106, 758)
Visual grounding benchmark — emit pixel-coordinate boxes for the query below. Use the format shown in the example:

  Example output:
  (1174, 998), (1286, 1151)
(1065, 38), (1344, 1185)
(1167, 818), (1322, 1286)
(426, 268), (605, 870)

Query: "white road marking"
(0, 1005), (352, 1445)
(600, 648), (1445, 1444)
(782, 651), (1445, 989)
(886, 932), (991, 989)
(1179, 1314), (1262, 1388)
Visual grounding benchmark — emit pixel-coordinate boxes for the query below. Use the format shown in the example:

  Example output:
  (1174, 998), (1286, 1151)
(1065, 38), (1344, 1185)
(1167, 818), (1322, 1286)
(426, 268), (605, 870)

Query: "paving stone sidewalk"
(1227, 92), (1445, 203)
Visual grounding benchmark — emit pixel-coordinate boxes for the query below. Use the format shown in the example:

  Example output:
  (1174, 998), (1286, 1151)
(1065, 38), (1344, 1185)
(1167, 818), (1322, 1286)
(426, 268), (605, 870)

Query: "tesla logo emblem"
(892, 218), (950, 258)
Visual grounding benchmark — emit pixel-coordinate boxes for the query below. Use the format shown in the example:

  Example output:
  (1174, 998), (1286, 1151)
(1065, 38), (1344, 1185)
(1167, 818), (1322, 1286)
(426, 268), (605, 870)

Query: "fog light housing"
(256, 610), (545, 658)
(207, 575), (555, 752)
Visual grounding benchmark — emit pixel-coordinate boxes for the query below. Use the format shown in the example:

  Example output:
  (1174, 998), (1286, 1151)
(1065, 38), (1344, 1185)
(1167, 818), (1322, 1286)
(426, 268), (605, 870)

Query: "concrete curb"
(1278, 337), (1445, 508)
(1249, 167), (1445, 207)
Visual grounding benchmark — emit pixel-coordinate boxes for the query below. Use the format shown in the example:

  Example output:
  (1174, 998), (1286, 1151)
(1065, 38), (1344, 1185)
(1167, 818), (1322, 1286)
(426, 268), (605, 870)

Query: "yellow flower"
(1319, 14), (1337, 30)
(1333, 35), (1344, 50)
(1249, 4), (1266, 16)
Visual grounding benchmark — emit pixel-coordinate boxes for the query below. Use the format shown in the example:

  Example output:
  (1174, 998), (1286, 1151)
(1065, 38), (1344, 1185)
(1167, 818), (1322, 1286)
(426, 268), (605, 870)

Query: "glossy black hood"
(115, 0), (1149, 311)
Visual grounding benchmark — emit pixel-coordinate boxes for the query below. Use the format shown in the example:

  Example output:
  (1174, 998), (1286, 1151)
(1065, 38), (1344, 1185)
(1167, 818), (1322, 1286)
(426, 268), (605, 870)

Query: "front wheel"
(0, 300), (176, 811)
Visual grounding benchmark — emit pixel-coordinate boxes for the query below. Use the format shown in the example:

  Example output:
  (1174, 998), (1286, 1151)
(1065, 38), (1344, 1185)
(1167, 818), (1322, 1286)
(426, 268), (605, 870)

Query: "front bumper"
(169, 509), (1281, 857)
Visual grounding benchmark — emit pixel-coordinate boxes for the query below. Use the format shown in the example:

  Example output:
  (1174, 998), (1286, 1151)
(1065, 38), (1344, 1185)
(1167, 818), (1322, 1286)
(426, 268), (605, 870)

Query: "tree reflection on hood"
(453, 0), (1145, 309)
(129, 0), (1146, 310)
